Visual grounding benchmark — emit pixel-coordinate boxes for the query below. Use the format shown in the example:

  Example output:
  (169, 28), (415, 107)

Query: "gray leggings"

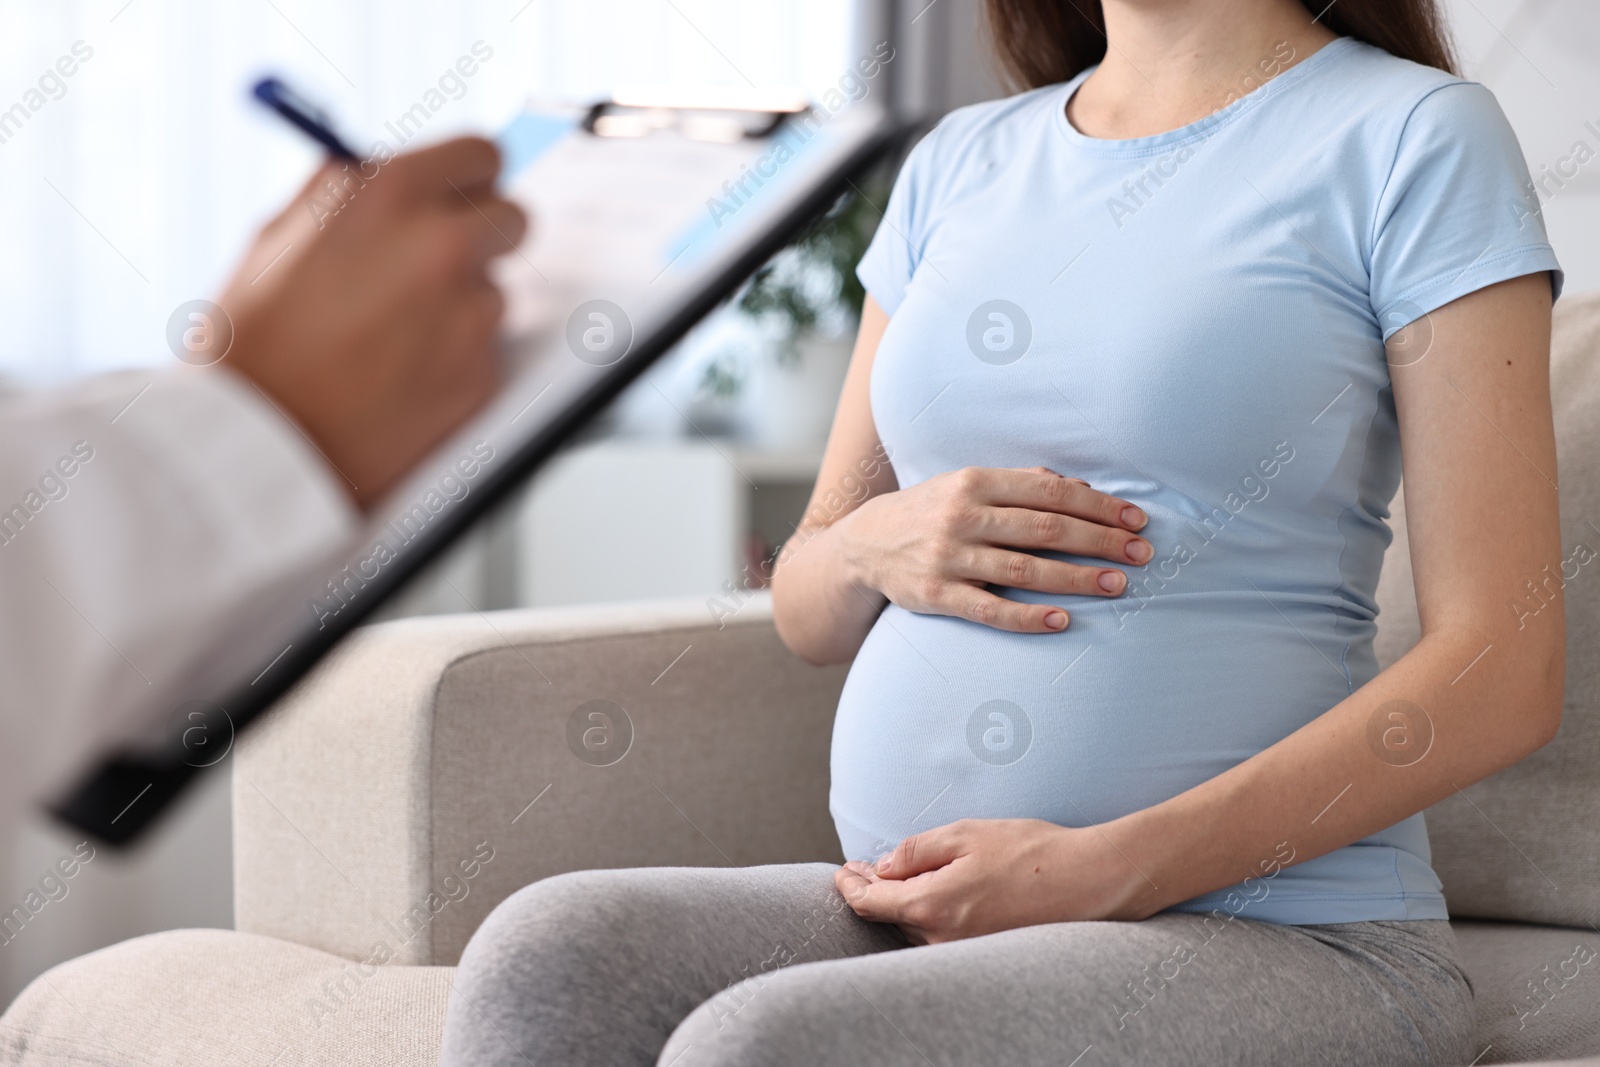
(438, 863), (1474, 1066)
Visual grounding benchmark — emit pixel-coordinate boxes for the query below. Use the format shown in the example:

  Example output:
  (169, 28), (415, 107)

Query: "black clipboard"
(53, 97), (908, 844)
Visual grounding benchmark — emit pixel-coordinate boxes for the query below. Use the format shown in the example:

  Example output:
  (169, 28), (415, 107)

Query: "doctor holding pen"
(0, 131), (527, 833)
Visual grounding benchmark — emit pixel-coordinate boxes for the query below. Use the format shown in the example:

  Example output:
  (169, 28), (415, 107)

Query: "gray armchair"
(3, 292), (1599, 1066)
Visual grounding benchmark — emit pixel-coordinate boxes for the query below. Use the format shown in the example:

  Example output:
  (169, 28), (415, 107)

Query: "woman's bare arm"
(769, 299), (900, 664)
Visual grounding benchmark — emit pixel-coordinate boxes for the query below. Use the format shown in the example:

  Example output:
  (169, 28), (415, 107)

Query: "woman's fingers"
(847, 464), (1154, 635)
(833, 864), (926, 930)
(980, 506), (1152, 565)
(959, 547), (1127, 597)
(974, 466), (1147, 531)
(834, 863), (872, 903)
(875, 827), (964, 880)
(945, 585), (1070, 633)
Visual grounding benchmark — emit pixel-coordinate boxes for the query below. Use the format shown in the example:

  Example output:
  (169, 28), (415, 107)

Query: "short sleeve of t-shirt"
(856, 125), (945, 316)
(1370, 81), (1563, 339)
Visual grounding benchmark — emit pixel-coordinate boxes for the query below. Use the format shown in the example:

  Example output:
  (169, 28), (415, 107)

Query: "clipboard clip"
(584, 85), (811, 143)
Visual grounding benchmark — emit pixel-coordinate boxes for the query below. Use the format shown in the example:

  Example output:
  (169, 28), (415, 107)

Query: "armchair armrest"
(233, 593), (846, 966)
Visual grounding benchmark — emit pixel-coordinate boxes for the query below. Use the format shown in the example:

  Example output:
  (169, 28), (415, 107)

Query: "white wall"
(1445, 0), (1600, 294)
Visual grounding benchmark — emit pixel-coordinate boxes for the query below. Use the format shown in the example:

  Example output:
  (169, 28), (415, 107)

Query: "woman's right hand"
(838, 465), (1153, 633)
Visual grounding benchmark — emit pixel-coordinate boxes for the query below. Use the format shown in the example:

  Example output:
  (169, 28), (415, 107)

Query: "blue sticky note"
(498, 111), (580, 179)
(660, 119), (822, 273)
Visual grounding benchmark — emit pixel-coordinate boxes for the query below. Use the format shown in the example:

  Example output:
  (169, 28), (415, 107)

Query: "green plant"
(735, 175), (889, 362)
(698, 353), (743, 400)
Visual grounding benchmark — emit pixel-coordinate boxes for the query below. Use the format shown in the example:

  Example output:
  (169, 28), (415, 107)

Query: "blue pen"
(252, 76), (360, 160)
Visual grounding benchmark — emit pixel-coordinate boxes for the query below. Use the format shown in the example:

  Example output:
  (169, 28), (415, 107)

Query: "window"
(0, 0), (857, 383)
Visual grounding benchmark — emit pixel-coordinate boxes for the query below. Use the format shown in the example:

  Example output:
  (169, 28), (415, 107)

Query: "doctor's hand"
(836, 466), (1152, 633)
(214, 136), (528, 511)
(834, 818), (1154, 945)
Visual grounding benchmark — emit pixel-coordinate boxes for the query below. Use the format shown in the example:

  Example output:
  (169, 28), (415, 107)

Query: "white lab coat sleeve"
(0, 366), (362, 829)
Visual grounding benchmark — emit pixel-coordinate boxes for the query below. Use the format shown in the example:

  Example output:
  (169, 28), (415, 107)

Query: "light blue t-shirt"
(836, 37), (1562, 925)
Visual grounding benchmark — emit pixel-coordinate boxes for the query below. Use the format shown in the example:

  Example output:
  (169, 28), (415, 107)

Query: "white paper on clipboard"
(427, 99), (895, 472)
(495, 115), (752, 335)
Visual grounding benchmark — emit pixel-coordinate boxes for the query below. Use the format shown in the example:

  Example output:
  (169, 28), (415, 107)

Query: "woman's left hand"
(833, 818), (1158, 945)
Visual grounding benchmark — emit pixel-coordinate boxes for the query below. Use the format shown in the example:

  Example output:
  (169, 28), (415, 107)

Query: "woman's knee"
(444, 869), (690, 1066)
(456, 868), (668, 989)
(659, 965), (871, 1067)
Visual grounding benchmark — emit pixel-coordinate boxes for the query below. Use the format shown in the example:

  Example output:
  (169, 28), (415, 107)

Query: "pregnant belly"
(828, 594), (1363, 863)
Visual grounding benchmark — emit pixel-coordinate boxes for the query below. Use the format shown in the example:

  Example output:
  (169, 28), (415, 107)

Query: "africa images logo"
(967, 700), (1032, 766)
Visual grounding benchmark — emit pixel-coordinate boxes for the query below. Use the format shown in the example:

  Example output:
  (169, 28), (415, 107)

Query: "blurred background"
(0, 0), (1594, 1008)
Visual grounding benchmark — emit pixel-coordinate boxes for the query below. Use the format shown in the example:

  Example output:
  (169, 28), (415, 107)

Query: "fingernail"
(1126, 539), (1153, 563)
(1044, 610), (1068, 630)
(1121, 506), (1146, 528)
(1097, 570), (1125, 593)
(874, 856), (891, 874)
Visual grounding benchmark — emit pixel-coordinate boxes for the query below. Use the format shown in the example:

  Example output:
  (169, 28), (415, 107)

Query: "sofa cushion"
(1454, 920), (1600, 1065)
(0, 929), (452, 1067)
(1374, 289), (1600, 928)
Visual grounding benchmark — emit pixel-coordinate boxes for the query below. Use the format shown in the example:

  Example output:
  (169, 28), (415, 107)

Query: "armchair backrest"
(234, 595), (847, 966)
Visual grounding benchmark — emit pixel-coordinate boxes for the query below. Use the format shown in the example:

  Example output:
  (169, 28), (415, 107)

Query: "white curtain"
(0, 0), (856, 384)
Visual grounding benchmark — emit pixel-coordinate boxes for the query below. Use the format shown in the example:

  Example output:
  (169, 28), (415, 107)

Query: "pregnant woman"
(441, 0), (1566, 1063)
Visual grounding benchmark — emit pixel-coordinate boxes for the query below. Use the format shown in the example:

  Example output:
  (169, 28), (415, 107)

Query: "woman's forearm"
(771, 508), (887, 665)
(770, 296), (896, 665)
(1104, 616), (1564, 919)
